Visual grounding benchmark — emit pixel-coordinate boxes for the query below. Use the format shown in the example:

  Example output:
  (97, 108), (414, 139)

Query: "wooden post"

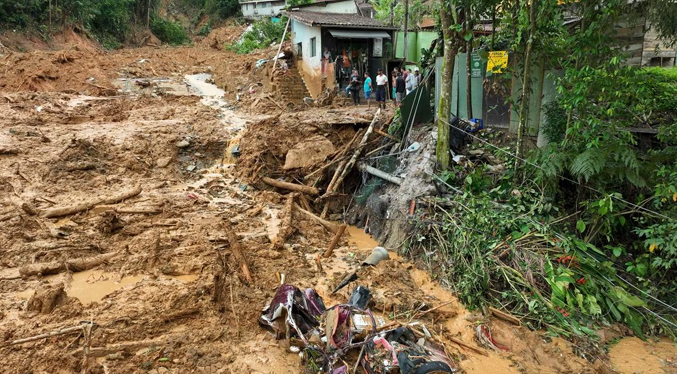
(270, 18), (291, 79)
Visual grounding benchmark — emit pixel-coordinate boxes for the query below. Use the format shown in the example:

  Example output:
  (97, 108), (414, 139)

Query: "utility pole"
(402, 0), (409, 67)
(147, 0), (151, 29)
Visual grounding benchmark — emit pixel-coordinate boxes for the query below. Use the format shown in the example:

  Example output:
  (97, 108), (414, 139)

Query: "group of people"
(345, 66), (423, 110)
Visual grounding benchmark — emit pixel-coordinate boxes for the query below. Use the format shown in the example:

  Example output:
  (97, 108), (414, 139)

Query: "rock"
(156, 157), (172, 168)
(157, 368), (169, 374)
(176, 140), (190, 148)
(283, 136), (335, 170)
(186, 165), (196, 172)
(27, 283), (67, 314)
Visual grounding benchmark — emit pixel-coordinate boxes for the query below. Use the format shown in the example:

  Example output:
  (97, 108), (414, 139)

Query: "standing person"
(349, 69), (361, 106)
(322, 47), (332, 77)
(363, 72), (373, 109)
(375, 68), (387, 110)
(405, 68), (414, 95)
(391, 71), (398, 107)
(395, 73), (405, 106)
(413, 67), (421, 88)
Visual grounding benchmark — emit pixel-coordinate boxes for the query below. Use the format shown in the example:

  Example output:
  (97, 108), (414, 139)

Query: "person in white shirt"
(375, 69), (388, 109)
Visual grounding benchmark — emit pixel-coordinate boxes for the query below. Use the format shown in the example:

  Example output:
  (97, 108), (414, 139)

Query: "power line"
(435, 117), (675, 222)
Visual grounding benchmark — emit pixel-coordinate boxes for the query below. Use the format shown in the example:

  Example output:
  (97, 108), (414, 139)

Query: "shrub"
(227, 19), (287, 54)
(150, 16), (189, 45)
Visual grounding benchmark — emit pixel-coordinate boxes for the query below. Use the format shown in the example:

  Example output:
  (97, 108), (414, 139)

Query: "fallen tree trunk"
(261, 177), (319, 196)
(293, 203), (338, 233)
(19, 252), (118, 278)
(42, 186), (142, 218)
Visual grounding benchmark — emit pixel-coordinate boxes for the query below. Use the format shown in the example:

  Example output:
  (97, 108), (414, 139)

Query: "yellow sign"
(486, 51), (509, 73)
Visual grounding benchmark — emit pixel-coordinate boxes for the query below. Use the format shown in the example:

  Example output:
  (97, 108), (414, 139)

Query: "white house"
(240, 0), (286, 19)
(285, 0), (395, 98)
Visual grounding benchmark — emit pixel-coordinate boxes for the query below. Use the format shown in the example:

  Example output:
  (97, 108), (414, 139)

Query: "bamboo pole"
(270, 18), (291, 79)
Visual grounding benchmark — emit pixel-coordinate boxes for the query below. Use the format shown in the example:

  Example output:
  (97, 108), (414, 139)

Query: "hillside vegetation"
(0, 0), (240, 48)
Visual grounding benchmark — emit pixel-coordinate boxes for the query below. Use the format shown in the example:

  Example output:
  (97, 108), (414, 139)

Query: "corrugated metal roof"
(285, 11), (396, 29)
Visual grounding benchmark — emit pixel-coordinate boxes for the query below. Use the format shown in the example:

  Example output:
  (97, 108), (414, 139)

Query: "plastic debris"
(259, 284), (456, 373)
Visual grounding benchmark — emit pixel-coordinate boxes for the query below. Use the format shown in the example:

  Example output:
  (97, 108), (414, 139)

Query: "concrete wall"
(395, 31), (437, 63)
(241, 1), (285, 19)
(291, 21), (323, 98)
(296, 1), (358, 13)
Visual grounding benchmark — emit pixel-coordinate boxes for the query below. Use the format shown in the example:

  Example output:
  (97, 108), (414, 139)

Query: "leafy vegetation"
(150, 16), (189, 45)
(0, 0), (241, 49)
(371, 0), (429, 29)
(227, 19), (288, 54)
(401, 0), (677, 340)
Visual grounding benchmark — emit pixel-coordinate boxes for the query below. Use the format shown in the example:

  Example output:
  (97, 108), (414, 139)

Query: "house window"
(297, 42), (303, 59)
(310, 37), (316, 57)
(261, 2), (268, 7)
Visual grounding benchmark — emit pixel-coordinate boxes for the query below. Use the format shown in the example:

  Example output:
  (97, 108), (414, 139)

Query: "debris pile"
(259, 284), (455, 374)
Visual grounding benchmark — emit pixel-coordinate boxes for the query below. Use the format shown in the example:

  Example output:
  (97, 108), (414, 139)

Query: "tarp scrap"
(259, 284), (456, 373)
(259, 284), (326, 344)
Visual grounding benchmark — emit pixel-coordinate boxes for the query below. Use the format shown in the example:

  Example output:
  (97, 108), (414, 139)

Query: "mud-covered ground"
(1, 27), (675, 374)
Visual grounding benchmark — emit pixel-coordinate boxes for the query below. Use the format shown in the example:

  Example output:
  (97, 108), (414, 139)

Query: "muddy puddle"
(14, 270), (198, 305)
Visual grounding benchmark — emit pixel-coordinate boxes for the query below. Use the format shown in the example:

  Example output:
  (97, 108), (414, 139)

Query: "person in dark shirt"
(349, 70), (362, 106)
(395, 73), (405, 106)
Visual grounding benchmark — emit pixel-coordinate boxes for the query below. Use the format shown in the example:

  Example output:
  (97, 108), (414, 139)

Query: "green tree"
(372, 0), (427, 28)
(287, 0), (314, 7)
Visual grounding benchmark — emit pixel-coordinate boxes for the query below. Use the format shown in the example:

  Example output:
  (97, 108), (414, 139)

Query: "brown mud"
(0, 25), (675, 374)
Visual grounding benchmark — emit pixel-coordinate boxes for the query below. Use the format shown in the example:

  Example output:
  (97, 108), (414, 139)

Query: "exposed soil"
(0, 25), (675, 374)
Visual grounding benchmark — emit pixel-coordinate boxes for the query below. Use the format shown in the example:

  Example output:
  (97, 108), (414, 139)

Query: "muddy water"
(609, 337), (677, 373)
(14, 270), (198, 305)
(343, 227), (531, 374)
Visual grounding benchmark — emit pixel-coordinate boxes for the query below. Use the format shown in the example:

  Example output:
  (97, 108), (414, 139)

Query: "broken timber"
(221, 219), (253, 284)
(270, 193), (296, 250)
(323, 223), (347, 258)
(1, 324), (91, 347)
(293, 203), (338, 233)
(489, 307), (521, 326)
(42, 185), (142, 218)
(323, 109), (380, 197)
(262, 177), (319, 196)
(19, 252), (118, 278)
